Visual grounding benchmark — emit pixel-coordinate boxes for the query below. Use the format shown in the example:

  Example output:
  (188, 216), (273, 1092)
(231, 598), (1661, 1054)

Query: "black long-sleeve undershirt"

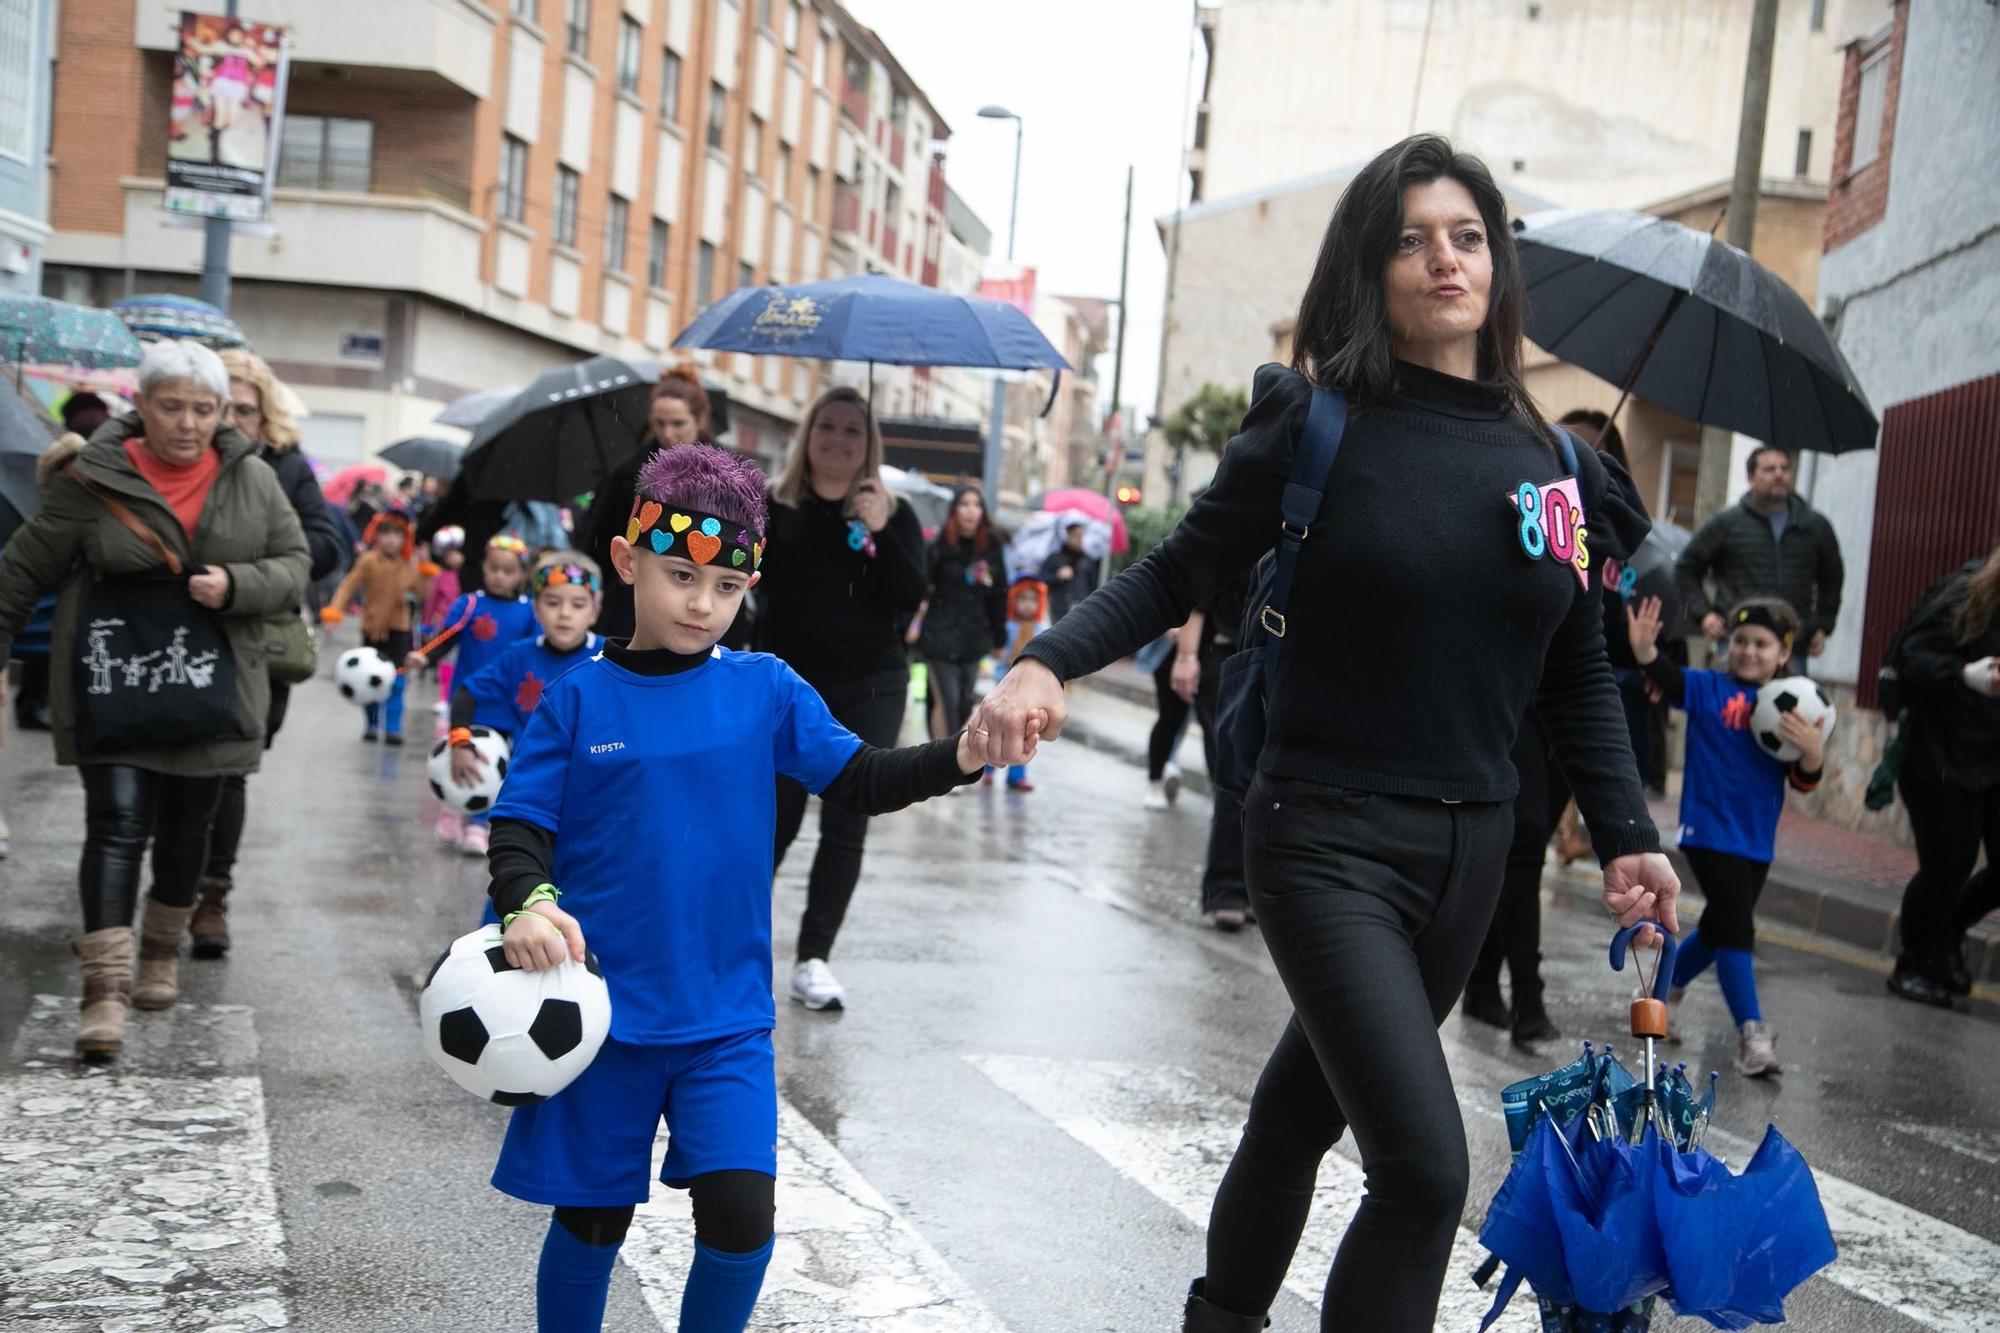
(485, 638), (975, 917)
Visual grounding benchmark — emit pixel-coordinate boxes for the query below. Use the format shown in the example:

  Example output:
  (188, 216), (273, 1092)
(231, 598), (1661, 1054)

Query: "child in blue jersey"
(1627, 595), (1826, 1078)
(447, 551), (605, 859)
(482, 445), (988, 1333)
(409, 533), (536, 848)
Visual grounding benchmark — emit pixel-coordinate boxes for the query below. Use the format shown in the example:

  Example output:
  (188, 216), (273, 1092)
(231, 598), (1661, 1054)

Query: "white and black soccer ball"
(1751, 675), (1836, 763)
(426, 727), (512, 813)
(420, 924), (611, 1106)
(334, 647), (396, 706)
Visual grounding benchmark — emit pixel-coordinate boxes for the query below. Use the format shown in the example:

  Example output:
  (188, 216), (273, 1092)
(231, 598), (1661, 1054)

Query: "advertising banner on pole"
(165, 11), (290, 222)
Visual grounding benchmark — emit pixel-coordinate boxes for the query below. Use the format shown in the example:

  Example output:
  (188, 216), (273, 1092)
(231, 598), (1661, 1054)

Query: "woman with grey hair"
(0, 338), (309, 1060)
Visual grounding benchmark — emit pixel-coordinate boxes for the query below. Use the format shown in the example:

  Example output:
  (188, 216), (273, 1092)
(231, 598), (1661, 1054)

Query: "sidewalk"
(1061, 663), (1998, 990)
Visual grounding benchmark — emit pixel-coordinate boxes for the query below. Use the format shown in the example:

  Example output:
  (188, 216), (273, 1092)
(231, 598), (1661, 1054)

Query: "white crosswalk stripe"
(968, 1053), (1539, 1332)
(621, 1099), (1014, 1331)
(1, 997), (291, 1332)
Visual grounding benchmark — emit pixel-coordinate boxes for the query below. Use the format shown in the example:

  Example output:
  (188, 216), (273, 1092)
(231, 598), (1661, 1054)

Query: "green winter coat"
(0, 415), (310, 775)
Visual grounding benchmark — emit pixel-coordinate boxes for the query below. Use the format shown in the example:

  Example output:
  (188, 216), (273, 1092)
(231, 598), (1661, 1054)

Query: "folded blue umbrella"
(1651, 1126), (1836, 1330)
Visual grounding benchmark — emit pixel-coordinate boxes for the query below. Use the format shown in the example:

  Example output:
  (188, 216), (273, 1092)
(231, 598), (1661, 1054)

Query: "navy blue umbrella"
(672, 273), (1071, 372)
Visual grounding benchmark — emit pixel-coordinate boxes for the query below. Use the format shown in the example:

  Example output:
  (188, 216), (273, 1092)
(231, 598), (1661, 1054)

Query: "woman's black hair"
(1289, 134), (1545, 438)
(1557, 408), (1629, 468)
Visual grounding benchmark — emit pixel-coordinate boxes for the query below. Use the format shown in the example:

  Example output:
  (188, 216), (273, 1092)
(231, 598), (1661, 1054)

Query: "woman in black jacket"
(193, 348), (345, 958)
(1887, 543), (2000, 1006)
(970, 135), (1677, 1332)
(578, 366), (712, 641)
(913, 488), (1009, 738)
(757, 386), (927, 1013)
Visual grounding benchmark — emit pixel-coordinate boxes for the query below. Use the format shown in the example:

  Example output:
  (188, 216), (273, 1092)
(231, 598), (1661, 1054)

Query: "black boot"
(1183, 1279), (1268, 1332)
(1886, 953), (1955, 1008)
(1460, 974), (1511, 1029)
(1940, 870), (1994, 998)
(1510, 986), (1562, 1048)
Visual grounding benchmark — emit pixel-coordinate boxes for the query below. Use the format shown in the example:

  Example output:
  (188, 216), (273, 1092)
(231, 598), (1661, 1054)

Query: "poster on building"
(164, 11), (290, 222)
(979, 266), (1037, 317)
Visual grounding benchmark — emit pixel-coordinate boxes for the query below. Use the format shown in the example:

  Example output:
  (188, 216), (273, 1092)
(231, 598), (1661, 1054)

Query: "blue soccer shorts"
(491, 1028), (777, 1207)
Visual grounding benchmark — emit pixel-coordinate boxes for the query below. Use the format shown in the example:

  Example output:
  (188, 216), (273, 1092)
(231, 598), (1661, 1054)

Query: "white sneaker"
(1736, 1020), (1781, 1078)
(790, 958), (846, 1011)
(1163, 761), (1183, 805)
(1143, 779), (1170, 811)
(461, 821), (490, 858)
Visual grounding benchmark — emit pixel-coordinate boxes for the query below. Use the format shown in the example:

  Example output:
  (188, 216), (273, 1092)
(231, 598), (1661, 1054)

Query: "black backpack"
(1209, 394), (1587, 800)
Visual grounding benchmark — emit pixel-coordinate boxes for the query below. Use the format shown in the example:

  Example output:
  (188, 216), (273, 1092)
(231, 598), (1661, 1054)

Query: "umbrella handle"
(1609, 922), (1679, 1004)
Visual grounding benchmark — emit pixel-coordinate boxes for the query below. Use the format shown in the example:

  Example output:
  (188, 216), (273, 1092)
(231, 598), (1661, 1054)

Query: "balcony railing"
(832, 181), (861, 235)
(840, 85), (869, 127)
(881, 224), (900, 265)
(889, 130), (905, 171)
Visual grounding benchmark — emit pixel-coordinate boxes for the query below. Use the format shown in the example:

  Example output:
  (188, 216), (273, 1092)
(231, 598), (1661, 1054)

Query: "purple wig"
(635, 443), (768, 534)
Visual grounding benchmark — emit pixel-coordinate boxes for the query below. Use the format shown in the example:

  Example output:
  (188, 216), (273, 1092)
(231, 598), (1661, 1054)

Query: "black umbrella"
(1516, 209), (1878, 454)
(1, 385), (63, 545)
(378, 435), (465, 480)
(458, 356), (654, 504)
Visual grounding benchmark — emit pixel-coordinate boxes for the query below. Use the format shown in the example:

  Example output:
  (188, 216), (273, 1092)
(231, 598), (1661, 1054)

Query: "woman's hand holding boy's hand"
(1626, 595), (1663, 665)
(1776, 711), (1825, 769)
(502, 901), (586, 971)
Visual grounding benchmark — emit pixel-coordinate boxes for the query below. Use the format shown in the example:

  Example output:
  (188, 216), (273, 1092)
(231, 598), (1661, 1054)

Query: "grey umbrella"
(1515, 209), (1878, 454)
(1, 385), (64, 545)
(435, 384), (521, 429)
(378, 434), (465, 480)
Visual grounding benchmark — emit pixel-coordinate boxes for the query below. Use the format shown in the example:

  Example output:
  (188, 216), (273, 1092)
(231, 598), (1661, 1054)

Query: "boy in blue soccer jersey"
(482, 445), (990, 1333)
(1627, 594), (1827, 1079)
(409, 533), (538, 850)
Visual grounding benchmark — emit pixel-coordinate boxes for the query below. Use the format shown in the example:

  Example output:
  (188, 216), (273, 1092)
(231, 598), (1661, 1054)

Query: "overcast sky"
(841, 0), (1204, 426)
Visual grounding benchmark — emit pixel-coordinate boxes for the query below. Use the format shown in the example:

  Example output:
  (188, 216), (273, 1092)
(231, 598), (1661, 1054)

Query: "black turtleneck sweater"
(1022, 361), (1659, 861)
(755, 488), (928, 689)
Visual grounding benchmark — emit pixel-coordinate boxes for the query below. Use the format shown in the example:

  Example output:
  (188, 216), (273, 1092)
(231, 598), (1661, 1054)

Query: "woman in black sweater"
(914, 487), (1010, 738)
(969, 135), (1679, 1333)
(756, 386), (927, 1013)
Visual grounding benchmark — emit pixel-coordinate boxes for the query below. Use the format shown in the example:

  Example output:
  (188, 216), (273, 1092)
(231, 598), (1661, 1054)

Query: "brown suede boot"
(75, 927), (135, 1060)
(190, 878), (232, 960)
(132, 899), (196, 1011)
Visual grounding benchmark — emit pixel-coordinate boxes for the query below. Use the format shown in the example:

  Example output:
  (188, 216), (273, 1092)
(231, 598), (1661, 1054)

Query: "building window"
(566, 0), (589, 57)
(755, 0), (773, 29)
(776, 143), (792, 192)
(498, 133), (529, 223)
(815, 23), (833, 85)
(1794, 128), (1813, 177)
(883, 180), (901, 221)
(555, 166), (580, 246)
(697, 241), (717, 307)
(805, 167), (820, 217)
(661, 49), (682, 122)
(617, 18), (643, 94)
(708, 82), (728, 150)
(1850, 47), (1888, 173)
(648, 219), (670, 287)
(1810, 0), (1827, 32)
(745, 116), (763, 172)
(277, 115), (374, 192)
(605, 196), (630, 271)
(0, 0), (35, 162)
(738, 259), (756, 290)
(784, 1), (801, 51)
(890, 88), (909, 127)
(512, 0), (536, 19)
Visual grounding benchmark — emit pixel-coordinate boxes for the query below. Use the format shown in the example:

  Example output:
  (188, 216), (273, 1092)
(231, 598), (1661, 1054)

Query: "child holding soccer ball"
(322, 510), (427, 744)
(1626, 594), (1825, 1077)
(442, 552), (605, 857)
(482, 445), (992, 1333)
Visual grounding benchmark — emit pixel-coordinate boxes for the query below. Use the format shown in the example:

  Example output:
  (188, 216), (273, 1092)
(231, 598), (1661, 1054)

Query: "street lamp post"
(976, 105), (1023, 262)
(977, 105), (1024, 503)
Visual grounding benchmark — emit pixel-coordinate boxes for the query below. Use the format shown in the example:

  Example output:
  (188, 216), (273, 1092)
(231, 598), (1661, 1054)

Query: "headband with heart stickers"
(626, 499), (764, 572)
(532, 561), (602, 596)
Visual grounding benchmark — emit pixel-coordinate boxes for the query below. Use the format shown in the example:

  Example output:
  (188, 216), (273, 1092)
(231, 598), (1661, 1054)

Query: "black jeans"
(774, 670), (908, 963)
(204, 681), (292, 889)
(1206, 775), (1512, 1330)
(1469, 712), (1572, 1003)
(1897, 759), (2000, 968)
(1148, 653), (1192, 780)
(922, 656), (980, 740)
(1193, 649), (1246, 912)
(79, 765), (228, 933)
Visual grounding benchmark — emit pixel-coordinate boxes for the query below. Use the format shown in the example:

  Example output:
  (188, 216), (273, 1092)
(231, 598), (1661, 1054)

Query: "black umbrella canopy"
(378, 434), (465, 480)
(0, 385), (63, 544)
(1516, 209), (1878, 454)
(459, 356), (655, 504)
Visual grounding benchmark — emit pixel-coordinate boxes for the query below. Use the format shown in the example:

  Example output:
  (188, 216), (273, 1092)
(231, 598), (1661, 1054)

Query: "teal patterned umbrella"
(0, 294), (147, 372)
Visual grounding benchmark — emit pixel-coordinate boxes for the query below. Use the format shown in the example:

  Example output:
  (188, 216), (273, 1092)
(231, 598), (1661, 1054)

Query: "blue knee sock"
(384, 674), (407, 734)
(1671, 930), (1715, 990)
(536, 1216), (622, 1332)
(678, 1236), (773, 1333)
(1714, 948), (1763, 1026)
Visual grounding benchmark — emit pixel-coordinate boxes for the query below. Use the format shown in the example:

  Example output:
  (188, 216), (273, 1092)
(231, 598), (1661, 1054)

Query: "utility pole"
(1099, 167), (1135, 586)
(1693, 0), (1780, 525)
(198, 0), (240, 313)
(1154, 0), (1201, 505)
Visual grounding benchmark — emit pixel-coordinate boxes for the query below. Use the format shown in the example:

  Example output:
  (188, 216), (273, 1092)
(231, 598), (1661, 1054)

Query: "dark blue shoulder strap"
(1258, 386), (1347, 686)
(1550, 424), (1601, 521)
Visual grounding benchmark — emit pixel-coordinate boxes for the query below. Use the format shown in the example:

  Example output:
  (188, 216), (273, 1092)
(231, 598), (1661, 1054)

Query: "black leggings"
(1469, 713), (1572, 1001)
(1207, 776), (1512, 1330)
(1680, 845), (1770, 952)
(78, 765), (228, 933)
(1896, 759), (2000, 966)
(923, 657), (980, 740)
(1148, 652), (1191, 779)
(204, 682), (292, 888)
(774, 671), (908, 962)
(553, 1169), (774, 1252)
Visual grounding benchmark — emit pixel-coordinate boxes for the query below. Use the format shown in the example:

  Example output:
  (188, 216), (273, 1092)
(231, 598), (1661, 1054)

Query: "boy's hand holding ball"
(503, 900), (586, 972)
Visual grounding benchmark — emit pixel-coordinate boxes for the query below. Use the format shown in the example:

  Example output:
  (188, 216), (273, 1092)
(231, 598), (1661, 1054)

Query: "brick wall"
(48, 0), (145, 234)
(1824, 0), (1906, 252)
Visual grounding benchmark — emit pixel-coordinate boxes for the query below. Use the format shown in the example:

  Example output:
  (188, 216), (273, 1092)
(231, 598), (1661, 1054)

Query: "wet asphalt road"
(2, 655), (1998, 1333)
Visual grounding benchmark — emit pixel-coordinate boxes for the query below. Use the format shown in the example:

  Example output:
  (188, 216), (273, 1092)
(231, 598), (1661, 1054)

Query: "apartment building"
(0, 0), (55, 295)
(38, 0), (952, 467)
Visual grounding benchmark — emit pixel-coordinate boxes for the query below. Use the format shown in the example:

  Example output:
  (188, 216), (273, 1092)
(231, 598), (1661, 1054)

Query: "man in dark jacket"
(1676, 446), (1846, 661)
(1039, 521), (1098, 623)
